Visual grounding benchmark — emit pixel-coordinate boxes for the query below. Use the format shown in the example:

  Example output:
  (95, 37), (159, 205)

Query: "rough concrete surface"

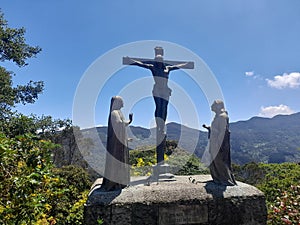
(84, 175), (267, 225)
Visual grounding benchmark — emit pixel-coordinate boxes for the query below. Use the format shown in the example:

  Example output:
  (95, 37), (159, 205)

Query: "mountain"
(230, 112), (300, 164)
(81, 113), (300, 165)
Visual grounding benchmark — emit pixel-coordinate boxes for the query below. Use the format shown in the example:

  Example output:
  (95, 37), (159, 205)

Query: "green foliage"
(0, 10), (43, 117)
(0, 113), (37, 137)
(232, 162), (267, 186)
(268, 185), (299, 224)
(0, 133), (56, 224)
(130, 141), (209, 176)
(175, 155), (209, 175)
(257, 163), (300, 203)
(52, 165), (91, 194)
(0, 67), (15, 114)
(130, 147), (156, 176)
(0, 113), (90, 169)
(233, 162), (300, 224)
(0, 11), (41, 67)
(0, 68), (44, 117)
(0, 133), (91, 225)
(0, 10), (93, 225)
(48, 165), (91, 225)
(234, 162), (300, 202)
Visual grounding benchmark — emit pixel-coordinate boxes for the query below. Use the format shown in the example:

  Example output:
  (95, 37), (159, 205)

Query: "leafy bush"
(0, 133), (91, 225)
(268, 185), (299, 224)
(233, 162), (300, 225)
(130, 147), (157, 176)
(130, 141), (209, 176)
(175, 155), (209, 175)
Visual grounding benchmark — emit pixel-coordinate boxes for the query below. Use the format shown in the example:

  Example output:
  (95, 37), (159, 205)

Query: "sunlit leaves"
(0, 10), (43, 117)
(0, 11), (41, 67)
(0, 133), (91, 224)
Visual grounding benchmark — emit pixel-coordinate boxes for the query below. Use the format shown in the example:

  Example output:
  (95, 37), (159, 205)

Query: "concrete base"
(149, 163), (176, 182)
(84, 175), (267, 225)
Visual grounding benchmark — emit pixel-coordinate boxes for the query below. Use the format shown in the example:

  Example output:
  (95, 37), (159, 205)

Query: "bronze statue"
(101, 96), (133, 191)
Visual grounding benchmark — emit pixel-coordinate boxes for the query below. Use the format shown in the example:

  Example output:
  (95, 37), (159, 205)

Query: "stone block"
(84, 175), (267, 225)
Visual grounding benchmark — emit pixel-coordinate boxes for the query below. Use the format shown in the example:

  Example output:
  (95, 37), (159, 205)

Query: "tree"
(0, 10), (43, 117)
(0, 10), (96, 224)
(0, 11), (41, 66)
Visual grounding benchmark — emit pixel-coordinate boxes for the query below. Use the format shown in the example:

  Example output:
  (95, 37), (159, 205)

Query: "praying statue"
(203, 100), (237, 186)
(101, 96), (133, 191)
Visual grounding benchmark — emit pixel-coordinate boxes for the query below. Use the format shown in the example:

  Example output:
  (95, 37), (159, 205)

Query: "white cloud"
(266, 72), (300, 89)
(245, 71), (254, 77)
(259, 104), (295, 118)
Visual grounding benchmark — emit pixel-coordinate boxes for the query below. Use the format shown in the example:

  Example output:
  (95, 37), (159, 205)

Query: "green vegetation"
(0, 10), (94, 225)
(233, 162), (300, 224)
(130, 140), (209, 176)
(0, 133), (91, 224)
(0, 11), (43, 118)
(0, 8), (298, 225)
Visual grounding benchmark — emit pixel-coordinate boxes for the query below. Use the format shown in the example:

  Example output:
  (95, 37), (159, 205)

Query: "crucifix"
(123, 47), (194, 177)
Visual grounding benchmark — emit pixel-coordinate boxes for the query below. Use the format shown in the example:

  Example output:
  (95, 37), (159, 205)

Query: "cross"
(123, 46), (194, 175)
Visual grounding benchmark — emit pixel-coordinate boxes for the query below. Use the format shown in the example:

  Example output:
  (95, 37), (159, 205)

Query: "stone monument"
(83, 48), (267, 225)
(84, 175), (267, 225)
(123, 47), (194, 180)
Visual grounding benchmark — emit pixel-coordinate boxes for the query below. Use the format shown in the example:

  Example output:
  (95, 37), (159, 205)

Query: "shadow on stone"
(87, 184), (122, 206)
(204, 181), (227, 199)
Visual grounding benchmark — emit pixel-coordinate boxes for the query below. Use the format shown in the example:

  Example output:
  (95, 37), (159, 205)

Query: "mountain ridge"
(82, 112), (300, 164)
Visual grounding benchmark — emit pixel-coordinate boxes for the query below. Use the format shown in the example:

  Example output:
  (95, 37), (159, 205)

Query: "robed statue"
(101, 96), (133, 191)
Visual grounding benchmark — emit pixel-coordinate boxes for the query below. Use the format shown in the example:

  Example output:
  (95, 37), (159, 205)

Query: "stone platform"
(84, 175), (267, 225)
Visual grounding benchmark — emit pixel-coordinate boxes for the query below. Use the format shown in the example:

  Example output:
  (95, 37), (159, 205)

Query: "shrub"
(130, 142), (209, 176)
(0, 133), (91, 225)
(233, 162), (300, 225)
(268, 185), (300, 224)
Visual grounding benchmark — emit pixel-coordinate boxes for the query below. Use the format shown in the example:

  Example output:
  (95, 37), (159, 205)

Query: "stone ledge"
(84, 175), (267, 225)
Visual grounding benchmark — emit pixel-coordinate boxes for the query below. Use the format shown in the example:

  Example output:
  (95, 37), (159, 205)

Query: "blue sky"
(1, 1), (300, 129)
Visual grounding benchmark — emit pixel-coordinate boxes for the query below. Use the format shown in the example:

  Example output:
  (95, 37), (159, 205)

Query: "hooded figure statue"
(101, 96), (133, 191)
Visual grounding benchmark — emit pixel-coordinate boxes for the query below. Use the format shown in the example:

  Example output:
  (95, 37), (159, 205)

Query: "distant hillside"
(81, 112), (300, 165)
(230, 112), (300, 164)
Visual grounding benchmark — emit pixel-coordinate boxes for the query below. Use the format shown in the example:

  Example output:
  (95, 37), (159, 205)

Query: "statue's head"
(111, 96), (124, 110)
(154, 46), (164, 57)
(211, 100), (225, 113)
(154, 46), (164, 63)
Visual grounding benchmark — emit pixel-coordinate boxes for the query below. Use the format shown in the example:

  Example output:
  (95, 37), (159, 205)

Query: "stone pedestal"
(151, 163), (175, 182)
(84, 175), (267, 225)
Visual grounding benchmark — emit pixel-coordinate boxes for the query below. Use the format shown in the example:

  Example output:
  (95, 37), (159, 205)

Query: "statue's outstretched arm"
(165, 62), (188, 72)
(125, 57), (153, 69)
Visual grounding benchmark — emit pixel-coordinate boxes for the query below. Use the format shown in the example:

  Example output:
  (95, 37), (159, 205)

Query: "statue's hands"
(129, 113), (133, 123)
(202, 124), (210, 130)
